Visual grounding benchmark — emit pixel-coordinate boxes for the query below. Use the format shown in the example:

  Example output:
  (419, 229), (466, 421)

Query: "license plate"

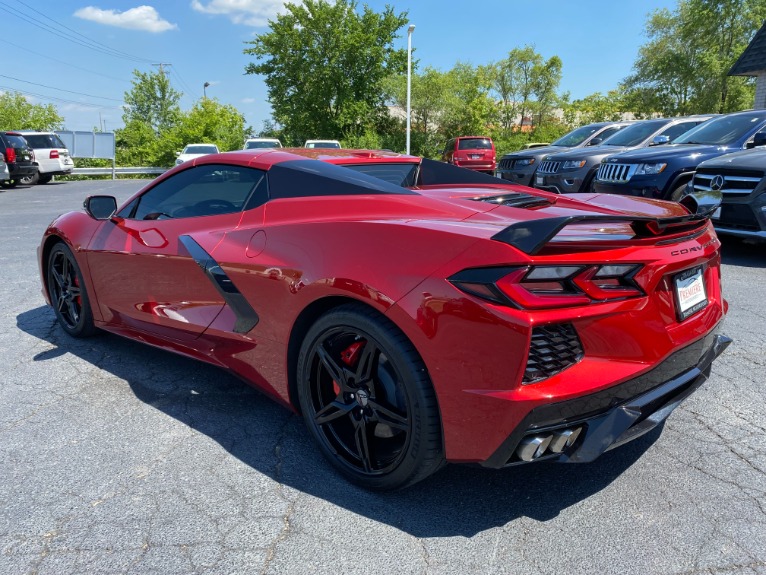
(712, 207), (721, 220)
(674, 266), (708, 321)
(535, 175), (543, 185)
(469, 154), (481, 159)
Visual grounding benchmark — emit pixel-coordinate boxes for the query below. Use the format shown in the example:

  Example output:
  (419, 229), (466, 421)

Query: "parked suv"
(442, 136), (495, 173)
(0, 132), (38, 188)
(593, 110), (766, 201)
(243, 137), (282, 149)
(532, 116), (711, 194)
(687, 148), (766, 241)
(16, 131), (74, 184)
(495, 121), (632, 186)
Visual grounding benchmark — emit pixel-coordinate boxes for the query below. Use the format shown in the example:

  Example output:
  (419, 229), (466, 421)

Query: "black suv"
(0, 132), (38, 188)
(690, 148), (766, 241)
(495, 121), (633, 186)
(593, 110), (766, 201)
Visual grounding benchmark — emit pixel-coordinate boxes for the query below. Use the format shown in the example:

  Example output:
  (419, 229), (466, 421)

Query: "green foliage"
(563, 90), (628, 125)
(624, 0), (766, 114)
(244, 0), (409, 144)
(0, 91), (64, 131)
(122, 70), (182, 135)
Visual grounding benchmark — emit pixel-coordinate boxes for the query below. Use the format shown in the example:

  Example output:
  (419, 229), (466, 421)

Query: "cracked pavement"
(1, 180), (764, 575)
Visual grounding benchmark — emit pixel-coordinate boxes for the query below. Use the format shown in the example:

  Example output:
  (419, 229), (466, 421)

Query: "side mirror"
(651, 135), (670, 146)
(587, 138), (603, 146)
(752, 131), (766, 148)
(84, 195), (117, 220)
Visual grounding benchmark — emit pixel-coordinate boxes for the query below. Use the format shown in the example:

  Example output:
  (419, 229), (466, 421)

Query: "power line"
(3, 39), (131, 85)
(0, 74), (124, 102)
(0, 2), (154, 64)
(0, 85), (123, 111)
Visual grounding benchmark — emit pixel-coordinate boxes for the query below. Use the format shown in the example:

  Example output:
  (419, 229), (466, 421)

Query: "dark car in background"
(593, 110), (766, 201)
(0, 132), (38, 188)
(441, 136), (496, 173)
(688, 148), (766, 241)
(533, 116), (712, 194)
(495, 121), (633, 186)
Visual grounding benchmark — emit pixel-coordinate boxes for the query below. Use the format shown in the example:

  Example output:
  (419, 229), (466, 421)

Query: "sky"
(0, 0), (679, 133)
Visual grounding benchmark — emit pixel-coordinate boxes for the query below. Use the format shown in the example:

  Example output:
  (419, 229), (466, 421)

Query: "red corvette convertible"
(39, 148), (730, 490)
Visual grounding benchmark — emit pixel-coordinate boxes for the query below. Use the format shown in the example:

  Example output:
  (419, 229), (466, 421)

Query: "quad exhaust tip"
(515, 426), (583, 462)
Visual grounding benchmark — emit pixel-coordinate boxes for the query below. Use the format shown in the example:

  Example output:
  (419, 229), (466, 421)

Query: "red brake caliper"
(334, 341), (364, 395)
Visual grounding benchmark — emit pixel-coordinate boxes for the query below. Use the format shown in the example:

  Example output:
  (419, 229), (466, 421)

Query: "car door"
(86, 163), (267, 341)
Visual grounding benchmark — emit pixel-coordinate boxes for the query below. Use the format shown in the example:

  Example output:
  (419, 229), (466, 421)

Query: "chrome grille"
(524, 324), (584, 384)
(498, 158), (515, 170)
(537, 160), (561, 174)
(693, 171), (763, 197)
(596, 162), (637, 183)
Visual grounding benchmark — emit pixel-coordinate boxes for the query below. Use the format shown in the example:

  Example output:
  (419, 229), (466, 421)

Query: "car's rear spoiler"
(493, 189), (721, 255)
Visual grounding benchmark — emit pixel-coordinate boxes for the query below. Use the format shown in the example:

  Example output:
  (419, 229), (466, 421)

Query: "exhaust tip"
(548, 427), (582, 453)
(515, 434), (553, 462)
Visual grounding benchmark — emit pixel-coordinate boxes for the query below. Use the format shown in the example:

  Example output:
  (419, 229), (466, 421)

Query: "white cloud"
(191, 0), (293, 27)
(241, 97), (256, 104)
(74, 5), (178, 33)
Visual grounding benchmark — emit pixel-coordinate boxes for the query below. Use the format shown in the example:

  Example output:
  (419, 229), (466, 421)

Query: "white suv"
(16, 131), (73, 184)
(243, 138), (282, 149)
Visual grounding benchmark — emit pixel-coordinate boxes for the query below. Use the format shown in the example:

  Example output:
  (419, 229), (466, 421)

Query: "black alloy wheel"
(297, 304), (443, 490)
(47, 243), (97, 337)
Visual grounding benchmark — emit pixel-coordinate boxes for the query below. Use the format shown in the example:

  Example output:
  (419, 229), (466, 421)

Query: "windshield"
(457, 138), (492, 150)
(183, 145), (218, 154)
(601, 119), (669, 147)
(23, 134), (67, 149)
(245, 140), (280, 149)
(340, 162), (419, 187)
(552, 125), (603, 147)
(673, 113), (766, 145)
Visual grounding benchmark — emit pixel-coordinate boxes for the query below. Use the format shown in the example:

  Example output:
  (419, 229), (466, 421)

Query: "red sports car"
(39, 148), (731, 490)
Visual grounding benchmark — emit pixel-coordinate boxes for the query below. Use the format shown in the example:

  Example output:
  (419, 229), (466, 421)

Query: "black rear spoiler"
(493, 188), (721, 255)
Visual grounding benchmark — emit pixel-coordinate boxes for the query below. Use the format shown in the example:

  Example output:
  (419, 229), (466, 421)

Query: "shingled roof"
(730, 21), (766, 76)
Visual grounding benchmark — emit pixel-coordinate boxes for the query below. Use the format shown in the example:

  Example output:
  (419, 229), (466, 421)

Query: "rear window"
(340, 163), (419, 187)
(23, 134), (66, 149)
(3, 135), (29, 148)
(457, 138), (493, 150)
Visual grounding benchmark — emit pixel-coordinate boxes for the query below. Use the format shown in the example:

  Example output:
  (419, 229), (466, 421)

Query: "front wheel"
(297, 304), (444, 490)
(47, 243), (97, 337)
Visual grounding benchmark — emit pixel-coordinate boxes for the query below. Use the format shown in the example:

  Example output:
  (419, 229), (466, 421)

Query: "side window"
(659, 122), (699, 142)
(128, 164), (267, 220)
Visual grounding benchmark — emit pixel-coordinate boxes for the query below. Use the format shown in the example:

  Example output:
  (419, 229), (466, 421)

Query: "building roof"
(730, 21), (766, 76)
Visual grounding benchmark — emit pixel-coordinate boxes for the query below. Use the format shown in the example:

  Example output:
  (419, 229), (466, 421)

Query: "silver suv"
(16, 131), (73, 184)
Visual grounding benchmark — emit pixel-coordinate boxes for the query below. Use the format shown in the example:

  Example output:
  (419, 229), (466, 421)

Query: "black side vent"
(524, 324), (584, 384)
(474, 193), (553, 209)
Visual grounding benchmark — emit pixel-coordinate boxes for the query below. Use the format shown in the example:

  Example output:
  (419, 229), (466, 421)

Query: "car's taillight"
(449, 264), (644, 309)
(50, 150), (59, 159)
(5, 147), (15, 163)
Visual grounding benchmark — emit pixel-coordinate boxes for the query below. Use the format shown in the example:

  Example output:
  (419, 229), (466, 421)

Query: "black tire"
(47, 243), (97, 337)
(19, 172), (39, 185)
(0, 180), (17, 189)
(297, 304), (444, 490)
(38, 175), (53, 184)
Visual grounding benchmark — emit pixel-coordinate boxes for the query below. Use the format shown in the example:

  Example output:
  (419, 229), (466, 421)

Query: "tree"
(244, 0), (409, 144)
(624, 0), (766, 115)
(563, 91), (627, 125)
(531, 55), (563, 127)
(122, 69), (181, 135)
(0, 91), (63, 131)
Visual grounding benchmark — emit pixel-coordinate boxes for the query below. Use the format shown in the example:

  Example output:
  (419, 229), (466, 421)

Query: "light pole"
(203, 81), (210, 99)
(406, 24), (415, 155)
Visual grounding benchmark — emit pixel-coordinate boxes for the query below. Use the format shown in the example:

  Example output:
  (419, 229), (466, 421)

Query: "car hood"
(500, 145), (569, 160)
(697, 148), (766, 170)
(605, 144), (739, 163)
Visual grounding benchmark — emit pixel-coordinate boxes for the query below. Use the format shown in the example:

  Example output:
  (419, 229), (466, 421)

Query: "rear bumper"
(9, 163), (38, 177)
(480, 331), (731, 468)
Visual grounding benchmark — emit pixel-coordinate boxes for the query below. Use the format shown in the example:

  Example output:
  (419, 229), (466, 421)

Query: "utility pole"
(152, 63), (172, 76)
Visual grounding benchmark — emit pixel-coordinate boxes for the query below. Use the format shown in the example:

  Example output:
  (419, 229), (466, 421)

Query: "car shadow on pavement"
(17, 305), (662, 538)
(720, 237), (766, 268)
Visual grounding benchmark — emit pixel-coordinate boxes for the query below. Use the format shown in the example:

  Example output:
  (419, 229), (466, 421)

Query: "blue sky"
(1, 0), (678, 133)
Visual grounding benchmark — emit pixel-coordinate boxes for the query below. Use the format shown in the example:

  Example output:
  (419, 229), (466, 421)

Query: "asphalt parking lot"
(1, 180), (765, 575)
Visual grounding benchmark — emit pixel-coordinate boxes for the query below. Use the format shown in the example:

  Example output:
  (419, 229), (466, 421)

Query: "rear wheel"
(38, 175), (53, 184)
(47, 243), (97, 337)
(297, 304), (444, 490)
(19, 172), (39, 185)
